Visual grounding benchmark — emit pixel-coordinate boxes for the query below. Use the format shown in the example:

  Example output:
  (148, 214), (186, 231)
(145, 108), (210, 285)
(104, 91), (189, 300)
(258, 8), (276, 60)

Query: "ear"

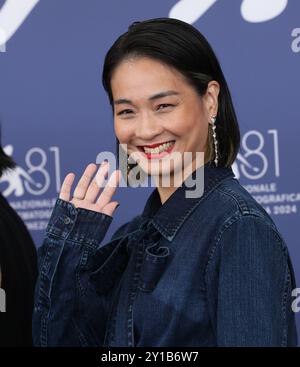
(202, 80), (220, 119)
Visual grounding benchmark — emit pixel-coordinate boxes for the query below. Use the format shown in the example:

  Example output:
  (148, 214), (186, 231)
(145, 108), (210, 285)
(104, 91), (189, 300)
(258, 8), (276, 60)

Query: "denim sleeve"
(32, 198), (130, 347)
(205, 213), (298, 347)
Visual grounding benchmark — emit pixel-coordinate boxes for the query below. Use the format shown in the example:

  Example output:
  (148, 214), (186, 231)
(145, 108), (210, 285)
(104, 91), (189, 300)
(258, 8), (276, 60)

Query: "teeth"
(143, 141), (174, 154)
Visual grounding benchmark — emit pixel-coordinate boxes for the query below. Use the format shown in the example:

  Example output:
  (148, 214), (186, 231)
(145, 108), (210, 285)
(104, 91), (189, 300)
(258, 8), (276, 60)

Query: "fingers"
(73, 163), (97, 200)
(59, 163), (121, 217)
(96, 169), (121, 210)
(85, 161), (109, 203)
(59, 173), (75, 201)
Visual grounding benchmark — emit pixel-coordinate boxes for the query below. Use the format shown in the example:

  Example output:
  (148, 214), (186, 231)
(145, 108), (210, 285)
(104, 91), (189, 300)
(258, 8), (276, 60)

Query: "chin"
(142, 159), (183, 180)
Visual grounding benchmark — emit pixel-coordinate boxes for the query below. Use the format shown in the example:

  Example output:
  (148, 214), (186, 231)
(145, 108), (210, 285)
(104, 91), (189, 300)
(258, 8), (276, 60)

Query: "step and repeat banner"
(0, 0), (300, 338)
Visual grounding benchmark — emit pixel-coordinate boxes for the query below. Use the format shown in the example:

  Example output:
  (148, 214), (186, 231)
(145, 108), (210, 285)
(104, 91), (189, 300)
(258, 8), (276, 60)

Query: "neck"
(154, 157), (208, 205)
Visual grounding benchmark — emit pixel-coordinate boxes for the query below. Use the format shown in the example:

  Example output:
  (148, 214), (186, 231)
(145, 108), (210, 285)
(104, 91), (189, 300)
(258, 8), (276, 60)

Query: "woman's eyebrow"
(114, 90), (180, 105)
(148, 90), (180, 100)
(114, 98), (132, 106)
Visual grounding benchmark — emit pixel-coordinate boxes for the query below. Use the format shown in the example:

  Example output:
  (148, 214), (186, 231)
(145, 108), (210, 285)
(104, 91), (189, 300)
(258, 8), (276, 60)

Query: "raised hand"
(59, 161), (121, 217)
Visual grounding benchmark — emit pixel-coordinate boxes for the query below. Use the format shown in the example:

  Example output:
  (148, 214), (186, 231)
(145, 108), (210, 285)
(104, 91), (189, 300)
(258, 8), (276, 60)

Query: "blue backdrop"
(0, 0), (299, 341)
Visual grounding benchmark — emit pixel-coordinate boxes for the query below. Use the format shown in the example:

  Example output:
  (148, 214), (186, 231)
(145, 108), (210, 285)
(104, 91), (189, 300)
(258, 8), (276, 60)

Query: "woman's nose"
(134, 112), (163, 140)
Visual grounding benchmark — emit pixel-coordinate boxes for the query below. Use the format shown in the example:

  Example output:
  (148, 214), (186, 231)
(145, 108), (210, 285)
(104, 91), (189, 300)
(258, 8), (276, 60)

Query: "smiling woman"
(102, 18), (240, 170)
(32, 17), (297, 347)
(110, 57), (219, 201)
(102, 18), (240, 204)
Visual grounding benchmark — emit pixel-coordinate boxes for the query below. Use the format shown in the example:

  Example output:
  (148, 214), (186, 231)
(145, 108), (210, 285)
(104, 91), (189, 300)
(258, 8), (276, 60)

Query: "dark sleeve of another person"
(0, 192), (38, 347)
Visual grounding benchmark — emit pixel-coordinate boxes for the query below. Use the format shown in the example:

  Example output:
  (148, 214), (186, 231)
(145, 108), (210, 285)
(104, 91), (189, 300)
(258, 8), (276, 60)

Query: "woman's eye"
(156, 104), (174, 111)
(117, 109), (133, 116)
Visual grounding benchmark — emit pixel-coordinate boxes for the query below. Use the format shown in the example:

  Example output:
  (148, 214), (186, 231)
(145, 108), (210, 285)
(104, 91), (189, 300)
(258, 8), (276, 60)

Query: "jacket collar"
(139, 161), (235, 241)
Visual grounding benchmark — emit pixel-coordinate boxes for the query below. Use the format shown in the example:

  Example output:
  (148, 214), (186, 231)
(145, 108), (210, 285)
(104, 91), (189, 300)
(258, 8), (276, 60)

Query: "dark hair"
(102, 17), (240, 167)
(0, 125), (16, 177)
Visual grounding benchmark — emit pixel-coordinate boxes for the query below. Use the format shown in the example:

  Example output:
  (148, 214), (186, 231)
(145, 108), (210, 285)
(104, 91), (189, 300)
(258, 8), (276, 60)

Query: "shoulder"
(191, 176), (286, 246)
(210, 177), (280, 231)
(202, 177), (292, 266)
(204, 177), (293, 279)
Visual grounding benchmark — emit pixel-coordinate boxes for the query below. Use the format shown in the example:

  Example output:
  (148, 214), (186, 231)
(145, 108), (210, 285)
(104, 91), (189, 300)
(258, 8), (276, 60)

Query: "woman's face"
(111, 56), (219, 180)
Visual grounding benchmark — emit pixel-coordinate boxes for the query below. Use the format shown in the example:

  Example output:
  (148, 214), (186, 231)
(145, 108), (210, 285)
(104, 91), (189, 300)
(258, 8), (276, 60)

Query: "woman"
(0, 135), (37, 346)
(32, 18), (297, 347)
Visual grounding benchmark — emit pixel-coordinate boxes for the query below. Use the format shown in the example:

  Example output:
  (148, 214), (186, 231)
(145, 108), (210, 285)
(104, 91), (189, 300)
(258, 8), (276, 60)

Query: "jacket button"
(64, 217), (71, 224)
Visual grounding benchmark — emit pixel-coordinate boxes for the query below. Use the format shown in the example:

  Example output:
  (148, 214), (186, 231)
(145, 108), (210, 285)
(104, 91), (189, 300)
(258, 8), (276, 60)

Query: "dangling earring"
(209, 116), (219, 167)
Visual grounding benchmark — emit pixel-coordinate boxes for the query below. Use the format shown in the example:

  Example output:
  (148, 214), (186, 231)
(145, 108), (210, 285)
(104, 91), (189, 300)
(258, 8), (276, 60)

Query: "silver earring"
(209, 116), (219, 167)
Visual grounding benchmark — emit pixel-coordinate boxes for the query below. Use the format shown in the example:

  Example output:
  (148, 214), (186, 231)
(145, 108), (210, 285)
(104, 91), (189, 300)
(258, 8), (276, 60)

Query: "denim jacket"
(32, 162), (298, 347)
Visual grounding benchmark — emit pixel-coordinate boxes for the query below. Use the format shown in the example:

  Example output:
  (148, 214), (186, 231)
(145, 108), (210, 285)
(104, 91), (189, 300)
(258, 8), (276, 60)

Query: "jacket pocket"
(138, 241), (171, 292)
